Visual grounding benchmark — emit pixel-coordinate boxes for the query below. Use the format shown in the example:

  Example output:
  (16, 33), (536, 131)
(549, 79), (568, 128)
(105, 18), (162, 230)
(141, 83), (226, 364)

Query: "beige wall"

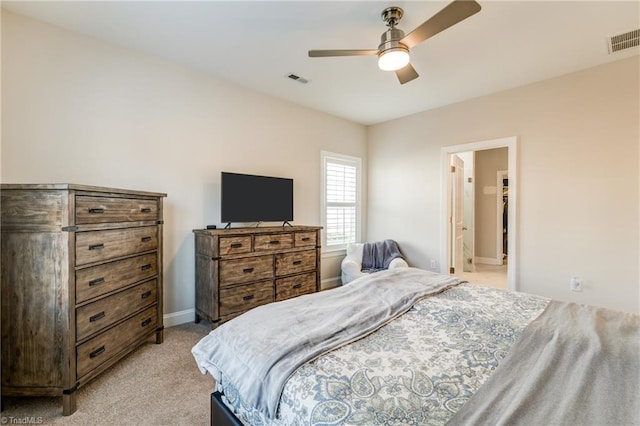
(368, 56), (640, 314)
(3, 10), (639, 318)
(474, 147), (507, 261)
(1, 10), (367, 322)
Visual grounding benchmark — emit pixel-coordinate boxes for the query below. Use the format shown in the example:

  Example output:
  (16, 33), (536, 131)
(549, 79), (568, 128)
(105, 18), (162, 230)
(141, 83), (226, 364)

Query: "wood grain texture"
(294, 231), (317, 247)
(1, 183), (166, 198)
(219, 255), (273, 286)
(76, 306), (158, 378)
(1, 232), (68, 388)
(254, 233), (293, 251)
(275, 272), (316, 301)
(75, 196), (158, 224)
(193, 226), (321, 328)
(0, 190), (63, 231)
(0, 184), (165, 415)
(275, 249), (316, 276)
(195, 252), (216, 324)
(75, 226), (158, 266)
(219, 236), (252, 256)
(76, 253), (157, 303)
(76, 279), (157, 341)
(219, 280), (274, 316)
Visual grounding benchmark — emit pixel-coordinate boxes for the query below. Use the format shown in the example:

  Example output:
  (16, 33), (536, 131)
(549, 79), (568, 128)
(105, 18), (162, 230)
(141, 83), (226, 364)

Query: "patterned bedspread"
(217, 283), (549, 426)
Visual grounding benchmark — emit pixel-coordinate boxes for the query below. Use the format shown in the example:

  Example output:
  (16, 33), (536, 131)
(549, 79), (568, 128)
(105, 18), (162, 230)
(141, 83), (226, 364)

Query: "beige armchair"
(341, 240), (408, 284)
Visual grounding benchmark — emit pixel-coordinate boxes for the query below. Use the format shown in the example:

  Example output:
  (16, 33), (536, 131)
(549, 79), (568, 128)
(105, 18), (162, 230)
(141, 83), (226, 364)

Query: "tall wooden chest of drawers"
(0, 184), (166, 415)
(194, 226), (322, 327)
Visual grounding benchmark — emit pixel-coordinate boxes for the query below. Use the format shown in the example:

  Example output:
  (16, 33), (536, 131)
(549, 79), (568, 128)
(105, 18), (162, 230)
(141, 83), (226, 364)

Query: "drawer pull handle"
(293, 260), (302, 265)
(141, 236), (152, 243)
(89, 311), (106, 322)
(141, 264), (152, 271)
(292, 283), (302, 289)
(243, 294), (254, 301)
(89, 277), (105, 287)
(301, 237), (311, 241)
(141, 290), (152, 299)
(89, 243), (104, 250)
(230, 243), (243, 248)
(90, 346), (106, 358)
(141, 318), (152, 327)
(140, 208), (152, 213)
(269, 240), (280, 245)
(88, 208), (104, 214)
(243, 267), (254, 273)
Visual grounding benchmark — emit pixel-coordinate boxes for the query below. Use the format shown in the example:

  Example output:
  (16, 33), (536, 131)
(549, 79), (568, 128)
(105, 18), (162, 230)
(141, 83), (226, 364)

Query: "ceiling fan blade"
(401, 0), (481, 49)
(395, 64), (419, 84)
(309, 49), (378, 57)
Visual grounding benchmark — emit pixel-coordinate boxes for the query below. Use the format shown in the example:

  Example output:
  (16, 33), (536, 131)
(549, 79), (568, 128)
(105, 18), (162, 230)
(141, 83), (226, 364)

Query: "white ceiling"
(3, 1), (639, 125)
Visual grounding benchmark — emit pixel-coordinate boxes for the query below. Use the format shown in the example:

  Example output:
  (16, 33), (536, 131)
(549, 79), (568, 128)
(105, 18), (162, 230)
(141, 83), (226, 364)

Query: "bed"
(192, 268), (639, 426)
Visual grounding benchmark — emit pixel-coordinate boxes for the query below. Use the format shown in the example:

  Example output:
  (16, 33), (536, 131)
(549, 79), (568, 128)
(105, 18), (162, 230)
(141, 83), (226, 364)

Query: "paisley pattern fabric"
(217, 283), (549, 426)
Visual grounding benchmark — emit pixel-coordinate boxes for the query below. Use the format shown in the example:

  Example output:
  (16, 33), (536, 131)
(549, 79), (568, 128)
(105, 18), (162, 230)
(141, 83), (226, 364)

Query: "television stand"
(193, 225), (323, 328)
(283, 221), (292, 227)
(224, 223), (231, 229)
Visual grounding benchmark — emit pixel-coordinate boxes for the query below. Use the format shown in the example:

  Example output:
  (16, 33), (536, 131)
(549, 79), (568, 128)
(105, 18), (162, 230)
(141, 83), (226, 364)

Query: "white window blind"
(322, 153), (360, 249)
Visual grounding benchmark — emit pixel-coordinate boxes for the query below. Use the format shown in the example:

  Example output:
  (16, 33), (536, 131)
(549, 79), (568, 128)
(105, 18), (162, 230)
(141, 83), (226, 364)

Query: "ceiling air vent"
(286, 73), (310, 84)
(607, 29), (640, 54)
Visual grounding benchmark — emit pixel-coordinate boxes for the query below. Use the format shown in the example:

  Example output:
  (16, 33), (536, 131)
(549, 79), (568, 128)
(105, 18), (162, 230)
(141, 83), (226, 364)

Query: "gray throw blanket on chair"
(362, 239), (403, 272)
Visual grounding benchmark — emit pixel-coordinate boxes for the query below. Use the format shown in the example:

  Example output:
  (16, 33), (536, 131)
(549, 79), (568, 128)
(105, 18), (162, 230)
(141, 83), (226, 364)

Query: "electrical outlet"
(570, 277), (582, 292)
(430, 259), (437, 269)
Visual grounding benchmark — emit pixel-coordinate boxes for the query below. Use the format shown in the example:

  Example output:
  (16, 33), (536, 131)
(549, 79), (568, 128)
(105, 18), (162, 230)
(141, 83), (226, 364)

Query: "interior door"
(451, 155), (465, 274)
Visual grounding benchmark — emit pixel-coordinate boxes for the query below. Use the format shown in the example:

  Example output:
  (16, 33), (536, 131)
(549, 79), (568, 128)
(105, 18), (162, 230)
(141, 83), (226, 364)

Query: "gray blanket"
(191, 268), (460, 419)
(448, 301), (640, 426)
(362, 239), (403, 272)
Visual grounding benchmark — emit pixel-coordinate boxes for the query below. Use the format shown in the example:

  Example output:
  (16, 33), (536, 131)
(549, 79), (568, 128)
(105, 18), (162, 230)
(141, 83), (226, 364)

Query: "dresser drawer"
(76, 305), (158, 379)
(76, 196), (158, 224)
(76, 226), (158, 266)
(76, 279), (157, 341)
(76, 253), (157, 304)
(276, 272), (316, 301)
(295, 232), (317, 247)
(275, 250), (316, 276)
(219, 255), (273, 286)
(219, 280), (273, 316)
(219, 236), (252, 256)
(255, 233), (293, 251)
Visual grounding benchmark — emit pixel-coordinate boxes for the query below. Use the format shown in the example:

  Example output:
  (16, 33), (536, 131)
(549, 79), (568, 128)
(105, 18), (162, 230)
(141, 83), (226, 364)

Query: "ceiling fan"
(308, 0), (481, 84)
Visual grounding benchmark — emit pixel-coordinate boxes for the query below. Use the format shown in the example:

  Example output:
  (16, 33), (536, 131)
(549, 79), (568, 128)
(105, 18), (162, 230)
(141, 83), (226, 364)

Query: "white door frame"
(440, 136), (518, 291)
(496, 170), (508, 265)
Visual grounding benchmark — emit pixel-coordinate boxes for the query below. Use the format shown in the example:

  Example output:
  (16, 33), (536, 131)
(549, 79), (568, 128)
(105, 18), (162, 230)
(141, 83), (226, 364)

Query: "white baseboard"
(164, 308), (195, 328)
(321, 276), (341, 290)
(475, 256), (503, 266)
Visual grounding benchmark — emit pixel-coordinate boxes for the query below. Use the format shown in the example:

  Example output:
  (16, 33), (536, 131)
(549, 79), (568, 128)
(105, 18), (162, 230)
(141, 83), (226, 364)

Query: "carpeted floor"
(1, 322), (214, 425)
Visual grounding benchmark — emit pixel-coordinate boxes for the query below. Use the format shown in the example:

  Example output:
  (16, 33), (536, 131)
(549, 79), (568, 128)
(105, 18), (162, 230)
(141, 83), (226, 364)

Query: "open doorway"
(497, 170), (508, 266)
(441, 137), (517, 291)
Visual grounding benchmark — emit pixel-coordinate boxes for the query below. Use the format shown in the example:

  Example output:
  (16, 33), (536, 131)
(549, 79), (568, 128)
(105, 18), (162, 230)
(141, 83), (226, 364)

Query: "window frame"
(320, 151), (362, 253)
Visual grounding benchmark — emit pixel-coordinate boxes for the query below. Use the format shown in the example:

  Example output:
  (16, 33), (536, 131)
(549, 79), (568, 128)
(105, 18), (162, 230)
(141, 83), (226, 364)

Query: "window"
(321, 151), (361, 251)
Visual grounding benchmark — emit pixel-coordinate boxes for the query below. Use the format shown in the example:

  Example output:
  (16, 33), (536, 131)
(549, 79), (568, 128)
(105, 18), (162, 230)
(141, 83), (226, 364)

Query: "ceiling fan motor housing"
(378, 28), (408, 55)
(379, 7), (408, 55)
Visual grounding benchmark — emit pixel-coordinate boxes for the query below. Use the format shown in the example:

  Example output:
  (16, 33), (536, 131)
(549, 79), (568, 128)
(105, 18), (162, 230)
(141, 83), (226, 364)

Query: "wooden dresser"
(194, 226), (322, 327)
(0, 184), (166, 415)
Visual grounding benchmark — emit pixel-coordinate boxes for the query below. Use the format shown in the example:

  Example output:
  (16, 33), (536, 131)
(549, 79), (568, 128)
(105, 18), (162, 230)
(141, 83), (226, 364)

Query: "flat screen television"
(221, 172), (293, 224)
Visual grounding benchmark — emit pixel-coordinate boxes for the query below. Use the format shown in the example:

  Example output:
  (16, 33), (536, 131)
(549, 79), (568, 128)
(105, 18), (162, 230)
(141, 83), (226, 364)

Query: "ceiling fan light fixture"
(378, 47), (410, 71)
